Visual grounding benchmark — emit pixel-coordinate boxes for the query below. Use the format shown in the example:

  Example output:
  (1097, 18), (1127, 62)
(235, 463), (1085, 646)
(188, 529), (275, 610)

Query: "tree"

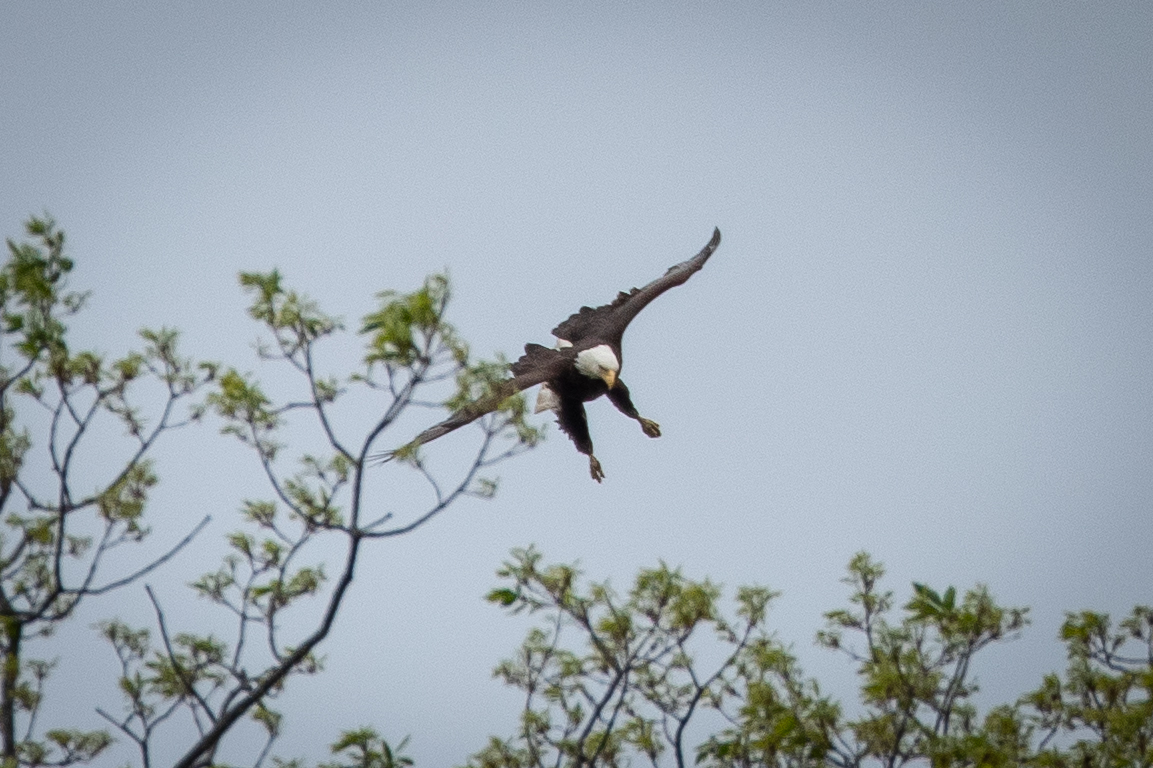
(805, 554), (1032, 767)
(0, 217), (213, 766)
(99, 261), (541, 768)
(471, 550), (1151, 768)
(1024, 607), (1153, 766)
(1, 217), (540, 767)
(470, 546), (777, 768)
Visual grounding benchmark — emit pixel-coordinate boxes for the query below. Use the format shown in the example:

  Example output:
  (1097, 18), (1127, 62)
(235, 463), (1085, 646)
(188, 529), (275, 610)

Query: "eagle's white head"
(574, 343), (620, 389)
(534, 340), (620, 414)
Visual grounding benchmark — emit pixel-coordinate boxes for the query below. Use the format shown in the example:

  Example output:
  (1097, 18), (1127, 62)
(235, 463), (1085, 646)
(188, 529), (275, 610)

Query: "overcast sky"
(3, 3), (1152, 765)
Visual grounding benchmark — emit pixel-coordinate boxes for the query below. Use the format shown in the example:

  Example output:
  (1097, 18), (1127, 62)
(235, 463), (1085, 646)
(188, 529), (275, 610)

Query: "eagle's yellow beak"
(602, 370), (617, 389)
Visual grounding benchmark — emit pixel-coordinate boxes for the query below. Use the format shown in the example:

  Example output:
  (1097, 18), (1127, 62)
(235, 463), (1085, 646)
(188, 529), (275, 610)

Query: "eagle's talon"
(589, 456), (605, 483)
(640, 418), (661, 438)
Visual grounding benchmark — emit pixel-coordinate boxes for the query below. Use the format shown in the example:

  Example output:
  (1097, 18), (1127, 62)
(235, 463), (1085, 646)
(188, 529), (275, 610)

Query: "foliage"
(807, 554), (1032, 767)
(1024, 607), (1153, 766)
(0, 217), (212, 765)
(320, 727), (415, 768)
(95, 263), (540, 766)
(470, 551), (1152, 768)
(469, 547), (777, 768)
(1, 217), (541, 768)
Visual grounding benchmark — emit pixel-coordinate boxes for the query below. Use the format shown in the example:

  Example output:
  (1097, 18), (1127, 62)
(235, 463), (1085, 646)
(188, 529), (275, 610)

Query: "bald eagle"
(388, 228), (721, 481)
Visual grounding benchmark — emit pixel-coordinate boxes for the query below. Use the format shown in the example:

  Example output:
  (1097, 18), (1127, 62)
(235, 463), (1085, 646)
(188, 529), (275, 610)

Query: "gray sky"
(3, 3), (1152, 765)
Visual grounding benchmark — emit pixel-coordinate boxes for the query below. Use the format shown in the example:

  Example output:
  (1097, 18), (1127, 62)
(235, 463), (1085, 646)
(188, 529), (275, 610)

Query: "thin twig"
(88, 515), (211, 595)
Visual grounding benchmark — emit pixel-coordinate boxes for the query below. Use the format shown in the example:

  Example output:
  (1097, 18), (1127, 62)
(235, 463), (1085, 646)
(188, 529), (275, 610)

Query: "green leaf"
(487, 588), (519, 606)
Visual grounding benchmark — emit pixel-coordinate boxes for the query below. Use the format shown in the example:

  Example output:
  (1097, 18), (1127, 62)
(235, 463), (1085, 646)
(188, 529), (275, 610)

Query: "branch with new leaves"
(0, 218), (214, 765)
(101, 262), (541, 768)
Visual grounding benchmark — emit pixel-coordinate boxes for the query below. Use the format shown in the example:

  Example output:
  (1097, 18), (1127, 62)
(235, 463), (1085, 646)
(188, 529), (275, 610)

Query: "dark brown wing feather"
(378, 344), (575, 459)
(551, 227), (721, 345)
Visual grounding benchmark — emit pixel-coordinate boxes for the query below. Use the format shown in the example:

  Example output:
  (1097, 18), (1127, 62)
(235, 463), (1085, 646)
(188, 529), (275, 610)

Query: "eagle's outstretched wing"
(375, 344), (575, 461)
(551, 227), (721, 345)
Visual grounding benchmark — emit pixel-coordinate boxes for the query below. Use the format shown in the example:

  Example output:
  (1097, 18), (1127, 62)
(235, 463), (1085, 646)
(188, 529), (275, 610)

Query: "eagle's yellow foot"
(639, 418), (661, 438)
(589, 456), (605, 483)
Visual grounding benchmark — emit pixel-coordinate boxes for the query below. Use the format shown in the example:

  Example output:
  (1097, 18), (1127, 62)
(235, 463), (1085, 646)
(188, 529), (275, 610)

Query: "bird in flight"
(387, 228), (721, 481)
